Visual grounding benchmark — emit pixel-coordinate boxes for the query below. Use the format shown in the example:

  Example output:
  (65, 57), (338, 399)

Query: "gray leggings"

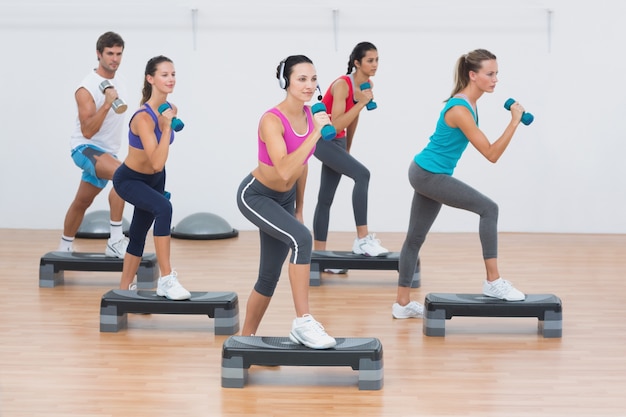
(313, 137), (370, 241)
(237, 174), (313, 297)
(398, 162), (499, 287)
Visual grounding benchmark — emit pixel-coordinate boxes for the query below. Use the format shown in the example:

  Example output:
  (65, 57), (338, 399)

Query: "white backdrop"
(1, 0), (624, 234)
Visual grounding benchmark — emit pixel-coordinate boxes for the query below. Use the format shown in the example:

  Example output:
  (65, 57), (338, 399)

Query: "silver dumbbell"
(99, 80), (127, 114)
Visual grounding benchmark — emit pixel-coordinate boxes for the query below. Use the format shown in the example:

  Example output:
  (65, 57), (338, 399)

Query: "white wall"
(1, 0), (624, 234)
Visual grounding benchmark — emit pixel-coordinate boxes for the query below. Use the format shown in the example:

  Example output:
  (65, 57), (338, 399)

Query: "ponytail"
(448, 49), (496, 100)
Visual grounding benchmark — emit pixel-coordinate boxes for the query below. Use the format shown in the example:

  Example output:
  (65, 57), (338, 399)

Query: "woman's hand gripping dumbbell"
(311, 103), (336, 141)
(158, 102), (184, 132)
(504, 98), (534, 126)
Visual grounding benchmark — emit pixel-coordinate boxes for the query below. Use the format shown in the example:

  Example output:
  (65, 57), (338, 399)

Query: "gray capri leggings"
(313, 137), (370, 241)
(398, 162), (499, 287)
(237, 174), (313, 297)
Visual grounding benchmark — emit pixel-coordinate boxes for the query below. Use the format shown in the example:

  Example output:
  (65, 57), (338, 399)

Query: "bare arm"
(294, 165), (307, 223)
(76, 87), (116, 139)
(445, 103), (523, 163)
(345, 116), (359, 152)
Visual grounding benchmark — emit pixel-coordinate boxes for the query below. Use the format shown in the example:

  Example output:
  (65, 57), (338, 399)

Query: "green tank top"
(414, 97), (477, 175)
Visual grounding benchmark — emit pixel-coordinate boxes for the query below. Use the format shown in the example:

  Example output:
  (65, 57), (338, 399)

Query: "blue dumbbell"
(157, 103), (185, 132)
(311, 103), (336, 141)
(360, 82), (377, 111)
(504, 98), (533, 126)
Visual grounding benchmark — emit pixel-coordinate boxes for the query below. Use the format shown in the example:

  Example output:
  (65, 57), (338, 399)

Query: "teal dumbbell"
(311, 103), (336, 141)
(157, 103), (184, 132)
(504, 98), (533, 126)
(360, 82), (377, 110)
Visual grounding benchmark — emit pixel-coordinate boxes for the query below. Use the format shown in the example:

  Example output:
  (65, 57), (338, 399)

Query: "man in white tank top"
(57, 31), (129, 258)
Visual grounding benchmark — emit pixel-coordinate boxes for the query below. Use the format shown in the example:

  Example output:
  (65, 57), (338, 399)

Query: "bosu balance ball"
(171, 212), (238, 240)
(76, 210), (130, 239)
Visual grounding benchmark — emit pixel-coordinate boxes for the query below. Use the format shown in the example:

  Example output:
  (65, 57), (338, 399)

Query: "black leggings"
(113, 163), (171, 257)
(398, 162), (499, 287)
(313, 137), (370, 241)
(237, 174), (313, 297)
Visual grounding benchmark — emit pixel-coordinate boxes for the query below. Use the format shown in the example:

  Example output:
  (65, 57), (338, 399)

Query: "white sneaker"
(392, 301), (424, 319)
(156, 271), (191, 300)
(352, 234), (389, 257)
(105, 236), (129, 258)
(323, 268), (348, 274)
(289, 314), (337, 349)
(483, 278), (525, 301)
(128, 283), (137, 291)
(57, 237), (74, 252)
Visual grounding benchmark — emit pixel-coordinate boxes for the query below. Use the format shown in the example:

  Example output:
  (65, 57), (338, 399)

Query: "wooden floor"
(1, 229), (625, 417)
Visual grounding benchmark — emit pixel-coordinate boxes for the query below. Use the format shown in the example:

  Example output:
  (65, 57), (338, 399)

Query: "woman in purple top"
(113, 55), (191, 301)
(236, 55), (336, 349)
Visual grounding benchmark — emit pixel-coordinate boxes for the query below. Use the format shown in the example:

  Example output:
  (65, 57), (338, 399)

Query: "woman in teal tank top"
(392, 49), (529, 320)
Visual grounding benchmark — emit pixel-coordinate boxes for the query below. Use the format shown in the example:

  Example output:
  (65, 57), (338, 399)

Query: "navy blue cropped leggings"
(313, 137), (370, 241)
(398, 162), (499, 287)
(113, 163), (172, 257)
(237, 174), (313, 297)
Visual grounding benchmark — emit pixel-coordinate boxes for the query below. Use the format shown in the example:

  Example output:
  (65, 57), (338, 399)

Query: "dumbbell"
(504, 98), (534, 125)
(360, 82), (377, 111)
(98, 80), (127, 114)
(311, 103), (336, 141)
(157, 103), (185, 132)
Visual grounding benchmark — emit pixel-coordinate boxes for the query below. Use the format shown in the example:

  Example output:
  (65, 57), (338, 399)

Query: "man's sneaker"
(392, 301), (424, 319)
(352, 234), (389, 257)
(483, 278), (525, 301)
(105, 236), (129, 258)
(323, 268), (348, 274)
(289, 314), (337, 349)
(58, 236), (75, 252)
(156, 271), (191, 300)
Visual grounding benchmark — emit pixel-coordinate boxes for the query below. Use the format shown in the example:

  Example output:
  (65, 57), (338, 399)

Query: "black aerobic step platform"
(100, 290), (239, 335)
(310, 250), (420, 288)
(39, 251), (158, 288)
(221, 336), (383, 390)
(423, 293), (563, 338)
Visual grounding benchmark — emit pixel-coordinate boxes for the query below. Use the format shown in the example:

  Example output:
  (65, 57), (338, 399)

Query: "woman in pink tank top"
(236, 55), (337, 349)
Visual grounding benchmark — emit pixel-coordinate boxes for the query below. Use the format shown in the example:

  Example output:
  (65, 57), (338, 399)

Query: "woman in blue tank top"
(113, 55), (191, 301)
(392, 49), (529, 320)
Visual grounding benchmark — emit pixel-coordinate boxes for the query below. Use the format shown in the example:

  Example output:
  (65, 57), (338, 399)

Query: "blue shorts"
(71, 144), (116, 189)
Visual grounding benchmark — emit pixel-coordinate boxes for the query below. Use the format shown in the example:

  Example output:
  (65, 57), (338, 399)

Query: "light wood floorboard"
(0, 229), (624, 417)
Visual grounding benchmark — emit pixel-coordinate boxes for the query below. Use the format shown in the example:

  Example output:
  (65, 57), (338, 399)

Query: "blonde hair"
(448, 49), (496, 99)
